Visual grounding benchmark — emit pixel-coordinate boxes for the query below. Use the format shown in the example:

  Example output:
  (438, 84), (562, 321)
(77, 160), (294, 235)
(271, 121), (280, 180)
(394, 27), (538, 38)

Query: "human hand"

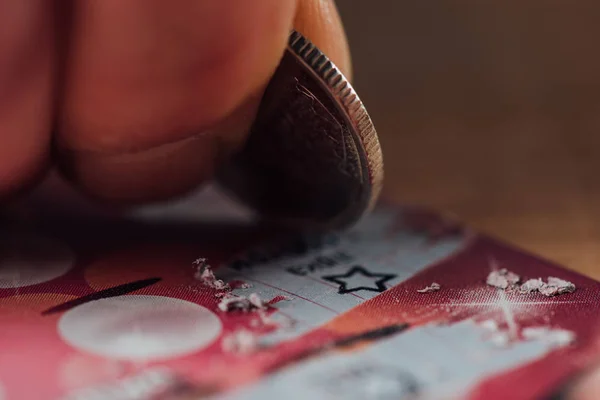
(1, 0), (351, 204)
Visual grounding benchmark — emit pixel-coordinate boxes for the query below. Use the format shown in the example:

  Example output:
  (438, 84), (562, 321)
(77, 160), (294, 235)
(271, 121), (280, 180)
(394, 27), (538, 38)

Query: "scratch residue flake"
(486, 267), (576, 297)
(519, 278), (545, 294)
(217, 293), (268, 313)
(193, 258), (230, 291)
(520, 277), (576, 297)
(486, 269), (521, 290)
(248, 293), (266, 309)
(543, 277), (576, 296)
(417, 282), (441, 293)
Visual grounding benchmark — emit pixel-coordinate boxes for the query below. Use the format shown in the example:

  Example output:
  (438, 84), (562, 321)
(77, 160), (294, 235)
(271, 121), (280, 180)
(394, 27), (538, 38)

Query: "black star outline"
(322, 266), (397, 294)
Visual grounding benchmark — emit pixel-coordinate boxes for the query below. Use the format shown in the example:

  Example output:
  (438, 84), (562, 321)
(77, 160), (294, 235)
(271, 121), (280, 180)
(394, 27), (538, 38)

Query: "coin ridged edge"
(288, 31), (384, 217)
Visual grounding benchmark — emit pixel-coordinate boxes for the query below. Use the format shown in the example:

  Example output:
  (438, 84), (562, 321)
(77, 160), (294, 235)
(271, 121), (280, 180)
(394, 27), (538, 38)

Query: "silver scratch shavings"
(544, 277), (576, 296)
(198, 268), (230, 290)
(417, 282), (441, 293)
(192, 257), (207, 268)
(193, 258), (230, 291)
(217, 293), (267, 313)
(217, 295), (248, 312)
(486, 268), (576, 297)
(519, 278), (545, 294)
(221, 329), (259, 354)
(486, 268), (521, 290)
(520, 277), (576, 297)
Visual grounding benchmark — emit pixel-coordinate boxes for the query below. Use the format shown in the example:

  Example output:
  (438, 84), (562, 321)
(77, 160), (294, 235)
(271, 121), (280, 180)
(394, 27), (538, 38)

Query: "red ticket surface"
(1, 178), (599, 399)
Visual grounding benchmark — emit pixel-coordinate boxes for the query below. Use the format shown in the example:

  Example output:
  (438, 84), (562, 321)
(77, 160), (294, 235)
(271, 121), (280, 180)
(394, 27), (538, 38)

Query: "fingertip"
(293, 0), (352, 79)
(567, 365), (600, 400)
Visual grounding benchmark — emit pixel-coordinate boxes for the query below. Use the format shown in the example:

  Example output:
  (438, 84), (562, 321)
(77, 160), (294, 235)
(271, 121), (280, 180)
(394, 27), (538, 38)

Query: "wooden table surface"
(339, 2), (600, 279)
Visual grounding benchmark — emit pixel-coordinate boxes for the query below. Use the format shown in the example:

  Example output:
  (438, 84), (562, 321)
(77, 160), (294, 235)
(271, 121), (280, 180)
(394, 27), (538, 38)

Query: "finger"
(56, 0), (351, 205)
(0, 1), (55, 197)
(294, 0), (352, 79)
(568, 365), (600, 400)
(57, 0), (297, 203)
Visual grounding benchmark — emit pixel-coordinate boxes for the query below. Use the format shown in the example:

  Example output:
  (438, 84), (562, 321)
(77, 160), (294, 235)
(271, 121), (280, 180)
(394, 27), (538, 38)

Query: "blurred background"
(338, 1), (600, 277)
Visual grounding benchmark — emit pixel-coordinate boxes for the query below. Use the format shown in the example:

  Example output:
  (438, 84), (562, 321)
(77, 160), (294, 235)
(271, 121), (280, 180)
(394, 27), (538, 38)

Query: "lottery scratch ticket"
(1, 181), (600, 399)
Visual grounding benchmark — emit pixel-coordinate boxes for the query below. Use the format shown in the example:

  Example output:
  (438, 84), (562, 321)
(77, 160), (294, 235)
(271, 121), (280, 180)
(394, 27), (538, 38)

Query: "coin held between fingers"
(218, 30), (384, 232)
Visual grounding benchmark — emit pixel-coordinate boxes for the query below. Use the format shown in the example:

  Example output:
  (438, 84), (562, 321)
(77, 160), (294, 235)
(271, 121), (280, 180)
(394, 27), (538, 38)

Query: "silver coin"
(218, 30), (383, 231)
